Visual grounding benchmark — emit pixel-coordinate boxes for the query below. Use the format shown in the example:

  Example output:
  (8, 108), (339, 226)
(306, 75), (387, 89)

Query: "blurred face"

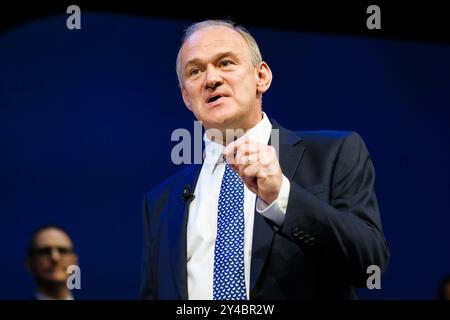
(27, 228), (78, 285)
(179, 26), (272, 136)
(444, 283), (450, 300)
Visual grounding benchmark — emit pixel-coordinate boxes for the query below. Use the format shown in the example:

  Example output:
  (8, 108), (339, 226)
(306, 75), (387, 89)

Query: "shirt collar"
(203, 112), (272, 174)
(35, 291), (74, 300)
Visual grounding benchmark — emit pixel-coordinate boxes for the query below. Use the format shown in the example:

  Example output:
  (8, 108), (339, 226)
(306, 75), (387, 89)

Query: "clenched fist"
(224, 137), (283, 205)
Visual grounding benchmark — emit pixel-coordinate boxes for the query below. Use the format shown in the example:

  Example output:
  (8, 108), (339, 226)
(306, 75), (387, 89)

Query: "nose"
(50, 248), (61, 262)
(204, 64), (223, 90)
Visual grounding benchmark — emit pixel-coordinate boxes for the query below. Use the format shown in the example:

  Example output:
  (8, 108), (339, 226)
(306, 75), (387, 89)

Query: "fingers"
(223, 138), (282, 203)
(223, 137), (248, 165)
(236, 151), (258, 166)
(242, 162), (261, 178)
(228, 144), (278, 176)
(224, 138), (266, 166)
(224, 137), (248, 158)
(242, 163), (260, 194)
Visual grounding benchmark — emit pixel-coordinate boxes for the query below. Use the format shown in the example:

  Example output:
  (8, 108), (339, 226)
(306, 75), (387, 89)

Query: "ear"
(255, 62), (272, 95)
(71, 254), (79, 266)
(181, 85), (192, 111)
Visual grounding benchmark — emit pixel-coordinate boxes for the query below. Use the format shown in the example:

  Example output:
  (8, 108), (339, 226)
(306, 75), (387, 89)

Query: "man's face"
(179, 26), (272, 133)
(444, 283), (450, 300)
(27, 228), (78, 285)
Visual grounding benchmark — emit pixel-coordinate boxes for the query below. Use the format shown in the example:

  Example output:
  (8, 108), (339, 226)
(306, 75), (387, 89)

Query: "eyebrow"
(185, 51), (239, 70)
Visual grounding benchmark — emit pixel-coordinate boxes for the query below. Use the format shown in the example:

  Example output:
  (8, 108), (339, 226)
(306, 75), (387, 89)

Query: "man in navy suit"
(140, 20), (389, 300)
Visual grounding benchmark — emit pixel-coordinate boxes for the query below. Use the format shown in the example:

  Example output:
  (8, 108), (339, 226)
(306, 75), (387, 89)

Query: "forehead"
(180, 26), (250, 64)
(34, 228), (73, 247)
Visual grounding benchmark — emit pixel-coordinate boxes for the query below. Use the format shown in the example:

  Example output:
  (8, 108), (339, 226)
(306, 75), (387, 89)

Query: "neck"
(37, 282), (71, 300)
(205, 109), (263, 145)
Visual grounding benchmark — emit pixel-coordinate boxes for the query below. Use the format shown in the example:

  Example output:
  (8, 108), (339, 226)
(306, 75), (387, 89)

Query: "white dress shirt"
(186, 113), (291, 300)
(35, 291), (74, 300)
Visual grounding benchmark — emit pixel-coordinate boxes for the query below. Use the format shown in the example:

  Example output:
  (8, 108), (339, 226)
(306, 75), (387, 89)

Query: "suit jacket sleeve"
(139, 194), (155, 299)
(280, 132), (389, 287)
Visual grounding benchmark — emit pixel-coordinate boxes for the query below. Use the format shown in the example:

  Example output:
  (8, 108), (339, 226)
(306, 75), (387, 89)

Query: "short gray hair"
(175, 20), (263, 87)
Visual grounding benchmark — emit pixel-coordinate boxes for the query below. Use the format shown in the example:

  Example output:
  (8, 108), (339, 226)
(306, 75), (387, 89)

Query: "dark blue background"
(1, 14), (449, 299)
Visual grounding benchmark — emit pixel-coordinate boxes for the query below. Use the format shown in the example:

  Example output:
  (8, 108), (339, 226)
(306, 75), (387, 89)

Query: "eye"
(219, 59), (234, 68)
(189, 67), (201, 76)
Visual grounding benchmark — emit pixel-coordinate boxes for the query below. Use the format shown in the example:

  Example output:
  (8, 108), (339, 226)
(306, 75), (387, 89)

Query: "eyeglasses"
(31, 246), (74, 257)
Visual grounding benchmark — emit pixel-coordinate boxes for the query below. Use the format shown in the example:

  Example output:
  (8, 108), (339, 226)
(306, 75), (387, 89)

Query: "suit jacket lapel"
(168, 163), (201, 299)
(250, 119), (305, 293)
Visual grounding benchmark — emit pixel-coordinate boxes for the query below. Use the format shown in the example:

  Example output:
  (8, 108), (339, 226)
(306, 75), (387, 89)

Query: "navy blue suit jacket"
(140, 120), (389, 299)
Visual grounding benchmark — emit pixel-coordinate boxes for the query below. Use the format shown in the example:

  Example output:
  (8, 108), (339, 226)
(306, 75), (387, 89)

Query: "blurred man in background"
(438, 275), (450, 300)
(26, 225), (78, 300)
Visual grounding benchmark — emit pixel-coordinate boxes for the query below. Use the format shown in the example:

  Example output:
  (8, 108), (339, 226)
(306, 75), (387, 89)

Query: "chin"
(203, 108), (241, 129)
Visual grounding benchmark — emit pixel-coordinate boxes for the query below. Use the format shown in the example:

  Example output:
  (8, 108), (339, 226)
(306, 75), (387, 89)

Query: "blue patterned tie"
(213, 163), (247, 300)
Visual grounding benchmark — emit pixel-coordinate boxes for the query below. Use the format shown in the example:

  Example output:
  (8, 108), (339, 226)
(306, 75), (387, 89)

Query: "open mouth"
(207, 95), (222, 103)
